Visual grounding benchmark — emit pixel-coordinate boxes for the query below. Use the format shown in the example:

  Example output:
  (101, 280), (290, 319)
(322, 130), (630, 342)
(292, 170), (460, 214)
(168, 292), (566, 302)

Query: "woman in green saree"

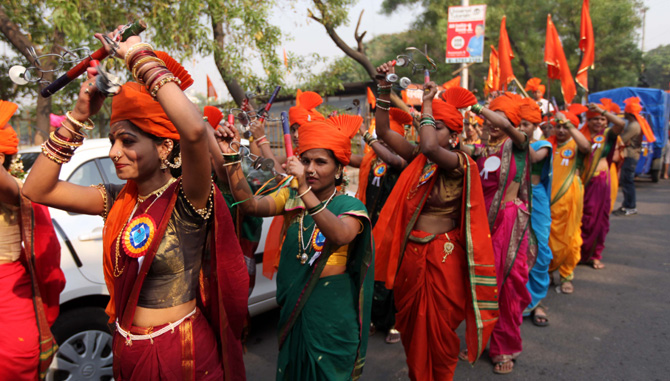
(218, 114), (374, 380)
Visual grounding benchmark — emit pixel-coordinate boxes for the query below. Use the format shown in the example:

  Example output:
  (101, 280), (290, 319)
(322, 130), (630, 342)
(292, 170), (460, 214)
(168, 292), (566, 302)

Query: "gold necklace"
(137, 177), (177, 203)
(296, 189), (337, 265)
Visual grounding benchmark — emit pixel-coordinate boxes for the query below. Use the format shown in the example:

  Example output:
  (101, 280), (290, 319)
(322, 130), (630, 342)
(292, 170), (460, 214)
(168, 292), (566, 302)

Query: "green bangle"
(378, 88), (391, 95)
(471, 103), (483, 115)
(222, 153), (241, 163)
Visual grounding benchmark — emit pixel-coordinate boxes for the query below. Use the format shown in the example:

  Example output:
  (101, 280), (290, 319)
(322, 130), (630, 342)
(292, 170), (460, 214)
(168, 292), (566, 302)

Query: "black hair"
(2, 154), (13, 170)
(133, 123), (182, 178)
(324, 149), (344, 186)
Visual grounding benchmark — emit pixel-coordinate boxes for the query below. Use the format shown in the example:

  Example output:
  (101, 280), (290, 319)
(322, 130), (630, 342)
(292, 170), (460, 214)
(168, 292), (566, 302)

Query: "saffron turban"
(489, 92), (523, 126)
(0, 101), (19, 155)
(388, 108), (412, 136)
(435, 87), (478, 133)
(203, 106), (223, 129)
(624, 97), (656, 143)
(289, 91), (325, 127)
(518, 98), (542, 124)
(525, 77), (545, 95)
(299, 114), (363, 165)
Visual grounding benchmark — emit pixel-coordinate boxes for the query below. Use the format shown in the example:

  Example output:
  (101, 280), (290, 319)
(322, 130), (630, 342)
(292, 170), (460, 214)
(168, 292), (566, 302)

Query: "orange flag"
(498, 16), (515, 90)
(206, 75), (218, 100)
(545, 14), (576, 104)
(366, 87), (376, 108)
(485, 45), (500, 96)
(576, 0), (594, 91)
(442, 76), (461, 90)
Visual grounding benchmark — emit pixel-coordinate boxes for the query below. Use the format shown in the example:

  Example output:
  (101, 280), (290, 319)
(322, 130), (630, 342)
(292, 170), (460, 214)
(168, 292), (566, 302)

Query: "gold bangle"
(222, 160), (241, 167)
(309, 205), (326, 217)
(124, 43), (154, 66)
(41, 142), (69, 164)
(50, 132), (83, 148)
(257, 140), (270, 147)
(90, 184), (109, 221)
(150, 76), (181, 98)
(297, 186), (312, 198)
(66, 111), (94, 131)
(59, 123), (86, 139)
(132, 57), (166, 81)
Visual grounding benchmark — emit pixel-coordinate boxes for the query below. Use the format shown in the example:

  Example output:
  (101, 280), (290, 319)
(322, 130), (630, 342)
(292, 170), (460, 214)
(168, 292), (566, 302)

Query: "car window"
(67, 160), (103, 186)
(18, 152), (40, 172)
(98, 157), (125, 185)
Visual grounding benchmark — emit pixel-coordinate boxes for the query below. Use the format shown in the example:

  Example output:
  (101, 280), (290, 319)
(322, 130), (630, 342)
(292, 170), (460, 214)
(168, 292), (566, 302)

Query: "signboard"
(445, 5), (487, 64)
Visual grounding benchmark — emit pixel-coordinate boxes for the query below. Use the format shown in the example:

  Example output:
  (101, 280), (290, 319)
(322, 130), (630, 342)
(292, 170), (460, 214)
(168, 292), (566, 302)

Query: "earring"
(160, 157), (168, 170)
(165, 152), (182, 169)
(335, 172), (341, 180)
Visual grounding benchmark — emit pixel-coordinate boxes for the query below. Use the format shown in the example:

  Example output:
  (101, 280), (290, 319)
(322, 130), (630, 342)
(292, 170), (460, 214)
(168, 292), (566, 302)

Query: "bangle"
(376, 98), (391, 106)
(66, 111), (94, 131)
(377, 83), (392, 89)
(124, 43), (154, 64)
(309, 205), (326, 217)
(222, 153), (241, 163)
(255, 135), (267, 144)
(601, 110), (606, 116)
(367, 139), (379, 146)
(258, 140), (270, 147)
(150, 76), (181, 99)
(377, 88), (391, 95)
(376, 104), (390, 111)
(471, 103), (483, 115)
(297, 186), (312, 198)
(222, 160), (241, 167)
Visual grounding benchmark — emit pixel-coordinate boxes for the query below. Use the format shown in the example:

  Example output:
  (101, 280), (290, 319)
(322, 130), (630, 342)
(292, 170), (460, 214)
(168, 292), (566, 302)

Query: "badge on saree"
(418, 163), (438, 186)
(122, 214), (156, 258)
(560, 148), (575, 166)
(592, 134), (604, 150)
(311, 229), (326, 253)
(371, 162), (387, 187)
(479, 156), (501, 180)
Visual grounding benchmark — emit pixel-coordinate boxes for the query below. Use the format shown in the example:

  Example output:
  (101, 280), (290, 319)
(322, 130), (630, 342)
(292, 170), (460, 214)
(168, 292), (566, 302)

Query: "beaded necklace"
(297, 188), (337, 265)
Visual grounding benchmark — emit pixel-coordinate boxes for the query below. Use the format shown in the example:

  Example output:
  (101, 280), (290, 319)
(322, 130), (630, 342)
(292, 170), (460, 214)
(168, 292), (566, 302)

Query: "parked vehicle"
(589, 87), (670, 182)
(19, 139), (276, 381)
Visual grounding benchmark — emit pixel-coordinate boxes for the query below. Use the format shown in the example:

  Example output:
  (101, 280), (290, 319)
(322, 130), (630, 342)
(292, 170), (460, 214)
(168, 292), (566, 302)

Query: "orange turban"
(568, 103), (588, 116)
(561, 111), (580, 127)
(624, 97), (656, 143)
(518, 98), (542, 124)
(289, 91), (325, 127)
(110, 52), (192, 141)
(525, 78), (545, 94)
(474, 116), (484, 126)
(388, 108), (412, 136)
(0, 101), (19, 155)
(489, 93), (523, 126)
(601, 98), (621, 114)
(434, 87), (477, 133)
(586, 103), (606, 120)
(299, 114), (363, 165)
(203, 106), (223, 129)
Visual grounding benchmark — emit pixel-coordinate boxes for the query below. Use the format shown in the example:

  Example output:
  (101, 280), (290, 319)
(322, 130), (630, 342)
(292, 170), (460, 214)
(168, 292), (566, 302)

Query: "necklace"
(297, 188), (337, 265)
(137, 177), (177, 203)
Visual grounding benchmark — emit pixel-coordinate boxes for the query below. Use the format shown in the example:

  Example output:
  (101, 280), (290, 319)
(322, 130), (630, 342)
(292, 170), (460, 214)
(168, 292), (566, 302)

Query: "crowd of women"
(0, 27), (647, 380)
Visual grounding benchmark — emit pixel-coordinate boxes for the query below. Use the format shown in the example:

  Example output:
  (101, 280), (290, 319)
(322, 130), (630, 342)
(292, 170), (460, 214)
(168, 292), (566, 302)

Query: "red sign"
(446, 5), (487, 64)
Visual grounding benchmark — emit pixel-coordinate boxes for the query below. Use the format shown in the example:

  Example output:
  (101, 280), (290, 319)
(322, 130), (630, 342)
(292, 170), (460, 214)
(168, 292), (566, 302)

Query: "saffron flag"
(497, 16), (515, 90)
(283, 48), (289, 72)
(442, 76), (461, 90)
(576, 0), (595, 91)
(545, 14), (576, 104)
(207, 75), (218, 100)
(367, 87), (376, 109)
(485, 45), (500, 96)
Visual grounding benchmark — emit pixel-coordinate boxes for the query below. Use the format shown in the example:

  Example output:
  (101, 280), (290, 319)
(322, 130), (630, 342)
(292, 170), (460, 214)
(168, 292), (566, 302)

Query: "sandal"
(493, 359), (514, 374)
(531, 305), (549, 327)
(385, 328), (401, 344)
(591, 259), (605, 269)
(458, 349), (468, 361)
(560, 280), (574, 294)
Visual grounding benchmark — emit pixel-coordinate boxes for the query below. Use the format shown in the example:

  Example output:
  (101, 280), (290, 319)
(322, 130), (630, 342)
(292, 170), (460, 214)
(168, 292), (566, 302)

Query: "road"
(244, 179), (670, 380)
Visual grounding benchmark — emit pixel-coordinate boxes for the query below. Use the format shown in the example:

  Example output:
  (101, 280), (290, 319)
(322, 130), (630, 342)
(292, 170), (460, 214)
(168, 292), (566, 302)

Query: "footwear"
(623, 208), (637, 216)
(385, 328), (401, 344)
(613, 207), (637, 216)
(368, 322), (376, 336)
(531, 305), (549, 327)
(458, 349), (468, 361)
(493, 360), (514, 374)
(591, 259), (605, 269)
(560, 280), (574, 294)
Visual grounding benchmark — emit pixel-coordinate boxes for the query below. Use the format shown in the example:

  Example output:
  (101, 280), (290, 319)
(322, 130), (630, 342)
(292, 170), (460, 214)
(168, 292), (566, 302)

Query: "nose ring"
(113, 151), (121, 162)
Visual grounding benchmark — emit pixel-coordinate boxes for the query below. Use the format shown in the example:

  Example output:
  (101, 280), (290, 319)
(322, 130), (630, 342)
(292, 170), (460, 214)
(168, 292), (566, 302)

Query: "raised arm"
(478, 106), (527, 148)
(589, 103), (626, 135)
(0, 162), (20, 206)
(419, 82), (461, 171)
(359, 123), (406, 169)
(374, 61), (417, 162)
(557, 111), (592, 155)
(248, 118), (285, 174)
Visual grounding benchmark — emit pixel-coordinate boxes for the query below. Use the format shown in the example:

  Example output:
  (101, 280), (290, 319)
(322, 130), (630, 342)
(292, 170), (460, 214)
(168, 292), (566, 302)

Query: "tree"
(643, 45), (670, 90)
(380, 0), (644, 96)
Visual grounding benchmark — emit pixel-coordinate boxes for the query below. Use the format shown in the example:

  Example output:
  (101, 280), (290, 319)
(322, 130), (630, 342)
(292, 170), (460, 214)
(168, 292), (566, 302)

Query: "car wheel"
(46, 307), (114, 381)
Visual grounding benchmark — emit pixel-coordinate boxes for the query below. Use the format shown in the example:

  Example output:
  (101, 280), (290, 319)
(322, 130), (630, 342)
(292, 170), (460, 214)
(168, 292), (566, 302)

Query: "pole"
(460, 0), (469, 89)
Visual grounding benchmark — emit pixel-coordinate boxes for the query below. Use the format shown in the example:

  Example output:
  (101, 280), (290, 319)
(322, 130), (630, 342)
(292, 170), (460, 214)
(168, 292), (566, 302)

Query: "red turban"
(624, 97), (656, 143)
(518, 98), (542, 124)
(299, 114), (363, 165)
(0, 101), (19, 155)
(289, 91), (325, 127)
(525, 78), (545, 94)
(203, 106), (223, 129)
(110, 52), (192, 141)
(489, 93), (523, 126)
(388, 108), (412, 136)
(586, 103), (606, 120)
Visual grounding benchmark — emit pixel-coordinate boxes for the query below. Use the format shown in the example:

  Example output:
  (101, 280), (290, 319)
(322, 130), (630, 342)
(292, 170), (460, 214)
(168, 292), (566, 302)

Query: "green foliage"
(292, 54), (368, 95)
(643, 45), (670, 90)
(378, 0), (644, 95)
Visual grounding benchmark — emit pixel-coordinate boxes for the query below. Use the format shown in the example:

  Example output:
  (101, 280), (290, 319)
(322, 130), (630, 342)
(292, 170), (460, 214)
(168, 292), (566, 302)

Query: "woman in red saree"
(468, 93), (536, 374)
(23, 29), (248, 380)
(373, 62), (498, 381)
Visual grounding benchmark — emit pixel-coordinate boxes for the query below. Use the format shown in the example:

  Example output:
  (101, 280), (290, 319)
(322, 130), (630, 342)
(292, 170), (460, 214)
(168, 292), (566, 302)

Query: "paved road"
(244, 179), (670, 380)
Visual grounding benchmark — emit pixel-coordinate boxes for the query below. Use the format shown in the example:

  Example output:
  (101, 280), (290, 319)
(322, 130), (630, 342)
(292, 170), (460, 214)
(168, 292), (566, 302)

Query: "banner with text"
(445, 5), (487, 64)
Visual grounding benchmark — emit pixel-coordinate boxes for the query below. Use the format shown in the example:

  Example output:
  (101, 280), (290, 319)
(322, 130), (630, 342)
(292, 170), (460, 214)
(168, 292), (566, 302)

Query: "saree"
(547, 138), (584, 281)
(525, 140), (553, 313)
(475, 138), (534, 361)
(579, 127), (617, 263)
(275, 192), (373, 381)
(374, 153), (498, 379)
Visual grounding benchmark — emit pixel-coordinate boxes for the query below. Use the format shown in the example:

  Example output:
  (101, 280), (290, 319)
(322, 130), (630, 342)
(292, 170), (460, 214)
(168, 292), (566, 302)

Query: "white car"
(19, 139), (277, 381)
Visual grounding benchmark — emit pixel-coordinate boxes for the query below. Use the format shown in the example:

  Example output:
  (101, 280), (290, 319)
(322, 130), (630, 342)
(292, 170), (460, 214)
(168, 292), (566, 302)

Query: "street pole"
(460, 0), (469, 89)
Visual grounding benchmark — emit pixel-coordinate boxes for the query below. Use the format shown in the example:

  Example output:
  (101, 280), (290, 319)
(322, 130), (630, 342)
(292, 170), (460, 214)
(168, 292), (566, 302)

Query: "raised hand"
(376, 60), (396, 87)
(422, 81), (438, 103)
(94, 25), (142, 59)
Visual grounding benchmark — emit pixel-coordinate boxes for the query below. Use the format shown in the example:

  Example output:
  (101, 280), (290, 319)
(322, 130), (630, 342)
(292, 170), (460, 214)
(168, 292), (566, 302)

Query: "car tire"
(47, 306), (114, 381)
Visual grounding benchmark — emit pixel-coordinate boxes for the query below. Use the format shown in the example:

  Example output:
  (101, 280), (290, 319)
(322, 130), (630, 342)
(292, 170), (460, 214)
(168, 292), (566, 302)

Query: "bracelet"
(377, 88), (391, 95)
(471, 103), (483, 115)
(297, 186), (312, 198)
(376, 98), (391, 106)
(50, 132), (82, 148)
(124, 43), (154, 65)
(309, 205), (326, 217)
(222, 153), (241, 163)
(367, 139), (379, 146)
(600, 110), (606, 116)
(66, 111), (94, 131)
(307, 203), (323, 215)
(376, 104), (390, 111)
(59, 123), (87, 139)
(54, 128), (83, 144)
(222, 160), (241, 167)
(144, 68), (171, 89)
(377, 83), (392, 89)
(41, 142), (70, 164)
(150, 76), (181, 99)
(255, 135), (267, 144)
(132, 57), (166, 82)
(257, 140), (270, 147)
